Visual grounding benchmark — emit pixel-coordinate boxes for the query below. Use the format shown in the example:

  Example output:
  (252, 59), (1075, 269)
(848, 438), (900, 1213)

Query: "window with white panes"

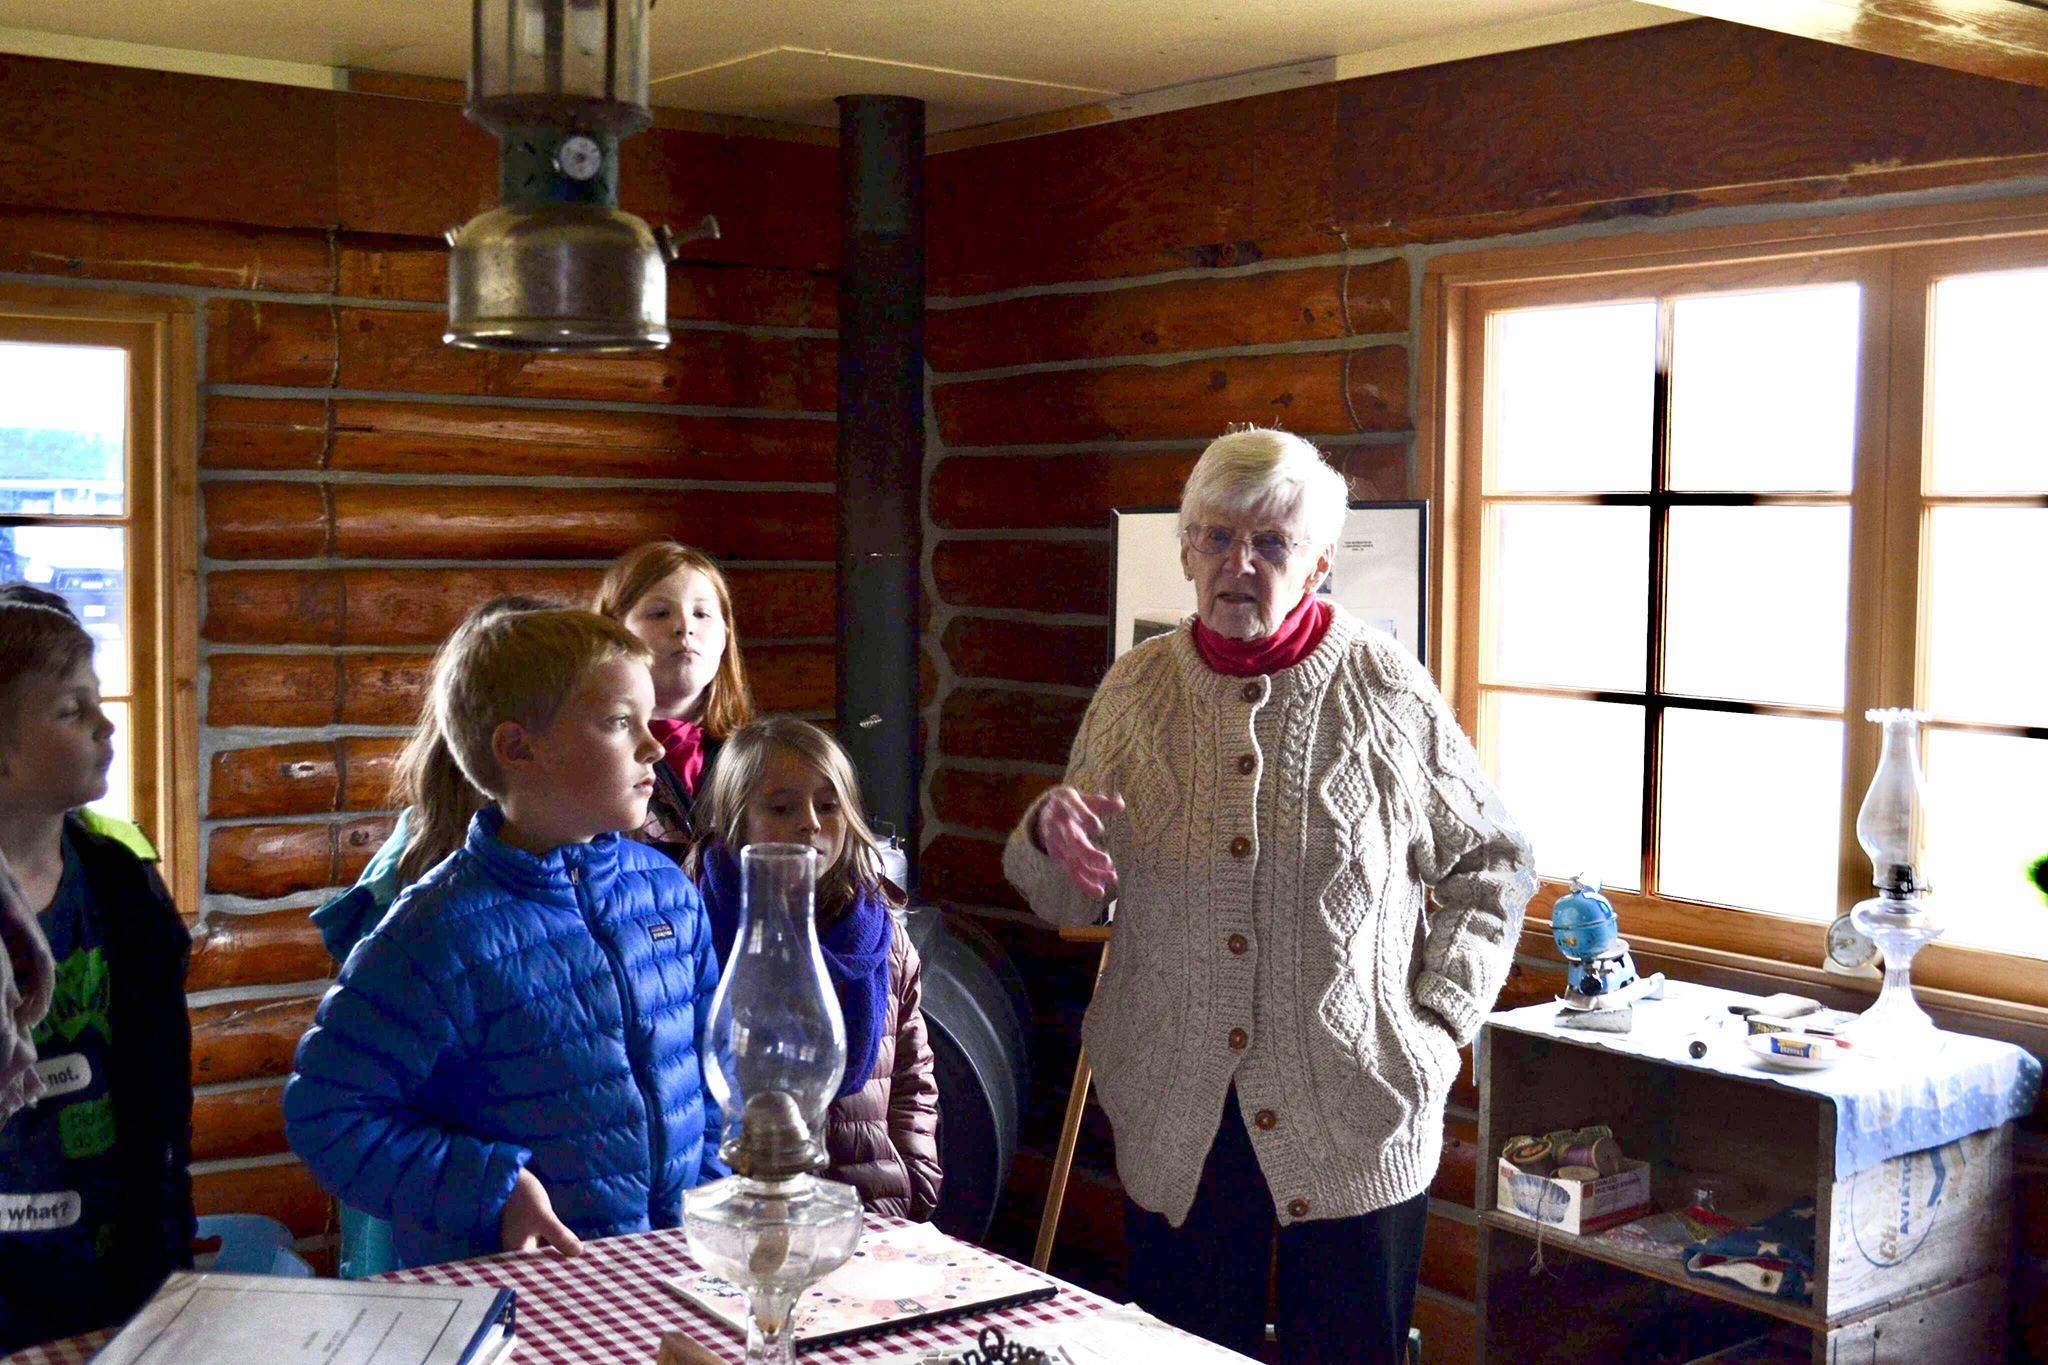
(1434, 217), (2048, 1002)
(0, 294), (198, 907)
(0, 338), (140, 821)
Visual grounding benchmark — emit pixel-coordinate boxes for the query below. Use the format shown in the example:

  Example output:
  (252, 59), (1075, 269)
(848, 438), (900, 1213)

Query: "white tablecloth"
(1486, 979), (2041, 1175)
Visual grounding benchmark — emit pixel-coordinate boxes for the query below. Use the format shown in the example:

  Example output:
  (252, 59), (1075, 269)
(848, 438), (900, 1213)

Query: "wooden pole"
(1032, 927), (1111, 1273)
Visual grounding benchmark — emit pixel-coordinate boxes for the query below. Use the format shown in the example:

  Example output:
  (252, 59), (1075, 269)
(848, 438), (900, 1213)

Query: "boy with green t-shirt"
(0, 587), (193, 1352)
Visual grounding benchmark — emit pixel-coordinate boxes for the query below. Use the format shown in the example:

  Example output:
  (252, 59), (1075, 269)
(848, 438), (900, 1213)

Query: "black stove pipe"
(835, 94), (925, 885)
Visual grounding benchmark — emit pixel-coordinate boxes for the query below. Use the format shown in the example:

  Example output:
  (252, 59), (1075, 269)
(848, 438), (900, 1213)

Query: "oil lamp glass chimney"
(1847, 709), (1943, 1054)
(683, 843), (861, 1365)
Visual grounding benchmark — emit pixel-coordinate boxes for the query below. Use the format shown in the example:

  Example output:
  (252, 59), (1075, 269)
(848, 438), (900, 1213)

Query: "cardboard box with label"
(1495, 1157), (1653, 1235)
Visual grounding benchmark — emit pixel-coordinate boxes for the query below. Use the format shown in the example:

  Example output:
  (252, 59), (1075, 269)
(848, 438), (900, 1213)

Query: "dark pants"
(1124, 1092), (1429, 1365)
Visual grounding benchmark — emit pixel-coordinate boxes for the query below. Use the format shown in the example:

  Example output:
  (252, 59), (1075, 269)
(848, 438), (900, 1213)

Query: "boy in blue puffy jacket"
(284, 609), (725, 1268)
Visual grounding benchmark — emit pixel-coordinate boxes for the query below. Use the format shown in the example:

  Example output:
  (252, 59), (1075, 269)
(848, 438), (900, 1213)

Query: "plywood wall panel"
(1333, 21), (2048, 244)
(929, 84), (1338, 296)
(333, 92), (839, 272)
(329, 93), (496, 241)
(0, 56), (338, 228)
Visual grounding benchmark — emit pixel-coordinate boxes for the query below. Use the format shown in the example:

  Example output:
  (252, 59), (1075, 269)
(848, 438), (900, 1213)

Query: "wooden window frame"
(0, 287), (200, 912)
(1419, 193), (2048, 1018)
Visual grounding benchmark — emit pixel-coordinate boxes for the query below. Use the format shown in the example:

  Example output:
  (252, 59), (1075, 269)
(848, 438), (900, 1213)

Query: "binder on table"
(90, 1271), (516, 1365)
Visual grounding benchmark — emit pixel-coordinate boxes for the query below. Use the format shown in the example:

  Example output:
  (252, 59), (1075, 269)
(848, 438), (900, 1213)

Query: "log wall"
(918, 20), (2048, 1357)
(0, 53), (837, 1263)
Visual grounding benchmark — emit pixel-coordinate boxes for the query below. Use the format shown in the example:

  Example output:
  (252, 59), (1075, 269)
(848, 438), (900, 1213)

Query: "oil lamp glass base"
(682, 1171), (862, 1365)
(1845, 895), (1943, 1057)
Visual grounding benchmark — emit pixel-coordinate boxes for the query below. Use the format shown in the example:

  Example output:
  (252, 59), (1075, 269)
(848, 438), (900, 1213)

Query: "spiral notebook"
(662, 1221), (1058, 1350)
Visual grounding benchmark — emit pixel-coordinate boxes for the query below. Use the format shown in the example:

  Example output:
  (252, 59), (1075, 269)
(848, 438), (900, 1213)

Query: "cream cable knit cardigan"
(1004, 609), (1536, 1227)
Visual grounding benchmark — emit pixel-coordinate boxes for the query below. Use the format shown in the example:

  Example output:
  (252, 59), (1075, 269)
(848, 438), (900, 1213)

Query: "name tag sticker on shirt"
(647, 919), (676, 943)
(0, 1191), (81, 1233)
(33, 1052), (90, 1098)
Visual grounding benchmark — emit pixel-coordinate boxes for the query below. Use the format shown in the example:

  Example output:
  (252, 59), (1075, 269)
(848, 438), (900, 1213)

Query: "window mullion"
(1640, 298), (1675, 896)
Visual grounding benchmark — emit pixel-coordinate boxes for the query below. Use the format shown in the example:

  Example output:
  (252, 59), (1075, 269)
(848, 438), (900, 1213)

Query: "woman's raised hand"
(1035, 786), (1124, 900)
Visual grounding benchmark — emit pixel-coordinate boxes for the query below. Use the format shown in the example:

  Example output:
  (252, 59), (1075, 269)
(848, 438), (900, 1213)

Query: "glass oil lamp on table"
(1844, 708), (1945, 1055)
(683, 843), (863, 1365)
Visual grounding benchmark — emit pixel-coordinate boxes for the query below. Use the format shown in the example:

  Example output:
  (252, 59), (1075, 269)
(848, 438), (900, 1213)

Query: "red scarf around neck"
(1192, 591), (1332, 677)
(649, 717), (708, 795)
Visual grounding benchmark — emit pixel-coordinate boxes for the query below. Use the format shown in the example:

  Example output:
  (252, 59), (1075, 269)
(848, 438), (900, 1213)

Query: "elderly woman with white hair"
(1005, 427), (1536, 1363)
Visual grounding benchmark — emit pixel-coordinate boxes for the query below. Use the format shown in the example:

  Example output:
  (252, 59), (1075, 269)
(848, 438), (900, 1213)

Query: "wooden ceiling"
(1654, 1), (2048, 87)
(0, 1), (1677, 133)
(0, 0), (2040, 142)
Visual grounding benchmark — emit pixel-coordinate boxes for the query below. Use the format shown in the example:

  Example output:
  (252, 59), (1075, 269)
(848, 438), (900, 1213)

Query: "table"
(3, 1216), (1136, 1365)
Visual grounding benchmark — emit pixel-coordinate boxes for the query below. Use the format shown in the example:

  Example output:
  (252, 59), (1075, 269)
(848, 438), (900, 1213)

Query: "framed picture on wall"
(1110, 500), (1429, 663)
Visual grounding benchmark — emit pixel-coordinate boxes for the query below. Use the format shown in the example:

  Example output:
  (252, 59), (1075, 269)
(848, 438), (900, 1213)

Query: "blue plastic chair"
(192, 1214), (314, 1277)
(338, 1204), (398, 1279)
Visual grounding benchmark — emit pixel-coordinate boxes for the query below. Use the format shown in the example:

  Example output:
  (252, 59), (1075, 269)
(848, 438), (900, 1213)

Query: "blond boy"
(284, 609), (725, 1268)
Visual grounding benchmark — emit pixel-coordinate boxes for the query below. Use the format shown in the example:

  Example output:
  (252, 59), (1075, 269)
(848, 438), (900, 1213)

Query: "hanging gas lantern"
(445, 0), (716, 352)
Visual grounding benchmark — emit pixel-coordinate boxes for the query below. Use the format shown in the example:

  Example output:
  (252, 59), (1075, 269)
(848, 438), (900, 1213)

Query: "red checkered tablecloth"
(4, 1217), (1118, 1365)
(382, 1216), (1114, 1363)
(0, 1332), (109, 1365)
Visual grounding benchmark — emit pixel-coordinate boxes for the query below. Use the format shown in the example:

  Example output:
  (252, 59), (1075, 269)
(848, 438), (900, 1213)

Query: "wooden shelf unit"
(1474, 1013), (2013, 1363)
